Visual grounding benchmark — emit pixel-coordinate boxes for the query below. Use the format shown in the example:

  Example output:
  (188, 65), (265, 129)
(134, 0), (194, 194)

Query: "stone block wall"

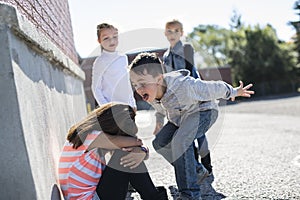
(0, 2), (86, 199)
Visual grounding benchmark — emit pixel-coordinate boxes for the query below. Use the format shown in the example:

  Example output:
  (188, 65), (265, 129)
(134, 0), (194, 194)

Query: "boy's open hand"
(231, 81), (255, 101)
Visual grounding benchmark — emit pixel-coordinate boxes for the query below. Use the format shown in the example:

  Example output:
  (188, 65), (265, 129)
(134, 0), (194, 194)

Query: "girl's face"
(98, 28), (119, 52)
(130, 70), (164, 103)
(165, 24), (183, 48)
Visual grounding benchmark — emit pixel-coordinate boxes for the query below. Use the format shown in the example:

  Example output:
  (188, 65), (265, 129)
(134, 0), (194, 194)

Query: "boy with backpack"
(161, 19), (212, 175)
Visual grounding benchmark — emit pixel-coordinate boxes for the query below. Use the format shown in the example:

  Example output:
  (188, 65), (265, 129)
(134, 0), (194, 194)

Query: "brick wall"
(1, 0), (78, 64)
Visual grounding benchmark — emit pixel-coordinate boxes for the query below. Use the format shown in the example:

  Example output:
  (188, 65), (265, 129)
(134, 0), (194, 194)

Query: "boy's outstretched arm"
(231, 81), (254, 101)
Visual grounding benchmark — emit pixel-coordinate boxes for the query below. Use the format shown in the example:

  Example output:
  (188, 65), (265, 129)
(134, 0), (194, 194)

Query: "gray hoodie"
(152, 70), (238, 126)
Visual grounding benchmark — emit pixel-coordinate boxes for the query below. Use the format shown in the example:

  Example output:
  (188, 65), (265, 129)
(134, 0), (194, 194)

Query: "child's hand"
(120, 147), (147, 169)
(231, 81), (255, 101)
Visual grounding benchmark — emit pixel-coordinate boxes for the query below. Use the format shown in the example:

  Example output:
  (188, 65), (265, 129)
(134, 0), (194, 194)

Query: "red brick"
(1, 0), (78, 64)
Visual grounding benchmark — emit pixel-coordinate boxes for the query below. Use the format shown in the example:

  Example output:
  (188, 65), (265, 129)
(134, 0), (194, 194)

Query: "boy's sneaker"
(197, 166), (209, 184)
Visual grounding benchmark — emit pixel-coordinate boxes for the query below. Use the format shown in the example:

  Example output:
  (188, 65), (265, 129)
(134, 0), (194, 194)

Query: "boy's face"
(165, 24), (183, 48)
(98, 28), (119, 52)
(130, 70), (163, 103)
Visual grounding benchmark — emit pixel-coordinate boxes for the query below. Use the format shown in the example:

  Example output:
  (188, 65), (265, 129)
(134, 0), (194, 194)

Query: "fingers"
(240, 81), (255, 98)
(120, 155), (134, 166)
(239, 80), (244, 88)
(241, 89), (255, 98)
(122, 147), (133, 152)
(241, 93), (251, 97)
(243, 83), (253, 90)
(242, 83), (255, 97)
(120, 156), (142, 168)
(234, 81), (255, 100)
(120, 151), (145, 169)
(122, 161), (137, 168)
(137, 139), (143, 146)
(130, 163), (140, 169)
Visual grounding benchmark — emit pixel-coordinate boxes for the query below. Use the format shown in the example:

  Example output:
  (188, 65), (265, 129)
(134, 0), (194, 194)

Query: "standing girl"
(91, 23), (136, 110)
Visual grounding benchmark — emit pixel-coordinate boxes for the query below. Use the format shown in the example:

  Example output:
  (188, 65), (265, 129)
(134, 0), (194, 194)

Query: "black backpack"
(183, 43), (200, 79)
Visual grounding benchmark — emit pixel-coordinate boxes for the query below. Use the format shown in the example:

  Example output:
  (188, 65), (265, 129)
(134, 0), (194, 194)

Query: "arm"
(187, 77), (254, 101)
(91, 58), (109, 105)
(87, 133), (142, 152)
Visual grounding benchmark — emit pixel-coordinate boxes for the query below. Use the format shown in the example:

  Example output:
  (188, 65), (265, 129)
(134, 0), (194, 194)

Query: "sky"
(68, 0), (299, 58)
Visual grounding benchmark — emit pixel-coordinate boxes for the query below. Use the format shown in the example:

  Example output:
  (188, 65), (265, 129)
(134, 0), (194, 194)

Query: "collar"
(102, 49), (118, 55)
(170, 40), (183, 53)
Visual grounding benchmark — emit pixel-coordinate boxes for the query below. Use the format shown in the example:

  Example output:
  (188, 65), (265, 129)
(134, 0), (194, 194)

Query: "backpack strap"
(183, 44), (200, 78)
(183, 43), (194, 74)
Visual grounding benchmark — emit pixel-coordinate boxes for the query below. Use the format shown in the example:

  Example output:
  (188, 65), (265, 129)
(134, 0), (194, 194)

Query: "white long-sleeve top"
(91, 50), (136, 108)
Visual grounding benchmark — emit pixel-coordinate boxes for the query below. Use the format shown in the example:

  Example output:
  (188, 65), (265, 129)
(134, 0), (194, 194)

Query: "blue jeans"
(152, 109), (218, 199)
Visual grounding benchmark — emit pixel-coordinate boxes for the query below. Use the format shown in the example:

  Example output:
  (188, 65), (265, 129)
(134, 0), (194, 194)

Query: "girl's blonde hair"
(165, 19), (183, 32)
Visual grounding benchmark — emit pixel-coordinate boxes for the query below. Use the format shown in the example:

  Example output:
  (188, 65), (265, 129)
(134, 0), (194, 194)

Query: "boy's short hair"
(129, 52), (165, 77)
(165, 19), (183, 32)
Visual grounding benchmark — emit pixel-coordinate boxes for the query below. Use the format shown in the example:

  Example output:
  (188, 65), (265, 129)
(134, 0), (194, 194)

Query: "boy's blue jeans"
(152, 109), (218, 199)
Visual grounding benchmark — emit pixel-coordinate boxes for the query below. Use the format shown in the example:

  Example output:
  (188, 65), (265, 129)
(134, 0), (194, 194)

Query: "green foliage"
(290, 1), (300, 65)
(189, 15), (299, 96)
(189, 25), (231, 67)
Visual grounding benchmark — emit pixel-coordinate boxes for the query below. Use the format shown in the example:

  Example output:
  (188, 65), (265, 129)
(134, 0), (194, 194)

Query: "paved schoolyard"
(130, 94), (300, 199)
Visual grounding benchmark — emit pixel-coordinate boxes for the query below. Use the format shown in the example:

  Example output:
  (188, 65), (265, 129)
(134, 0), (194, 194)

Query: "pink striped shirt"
(58, 130), (106, 200)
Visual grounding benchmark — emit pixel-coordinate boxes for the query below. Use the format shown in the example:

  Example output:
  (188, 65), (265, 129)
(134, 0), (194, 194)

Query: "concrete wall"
(0, 3), (86, 199)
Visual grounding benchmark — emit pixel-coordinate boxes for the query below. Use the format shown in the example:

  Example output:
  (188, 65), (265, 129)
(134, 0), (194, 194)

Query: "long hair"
(67, 103), (137, 149)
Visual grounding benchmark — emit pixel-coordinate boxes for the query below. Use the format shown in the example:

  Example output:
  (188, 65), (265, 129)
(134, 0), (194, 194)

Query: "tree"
(189, 12), (298, 95)
(229, 9), (242, 30)
(229, 24), (297, 95)
(290, 0), (300, 65)
(188, 25), (231, 67)
(289, 0), (300, 83)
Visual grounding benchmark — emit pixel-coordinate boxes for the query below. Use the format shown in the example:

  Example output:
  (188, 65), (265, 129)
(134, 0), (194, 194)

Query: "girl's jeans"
(152, 109), (218, 199)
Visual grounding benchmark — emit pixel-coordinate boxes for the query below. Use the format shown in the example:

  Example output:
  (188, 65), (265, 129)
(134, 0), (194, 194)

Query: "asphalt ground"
(128, 94), (300, 200)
